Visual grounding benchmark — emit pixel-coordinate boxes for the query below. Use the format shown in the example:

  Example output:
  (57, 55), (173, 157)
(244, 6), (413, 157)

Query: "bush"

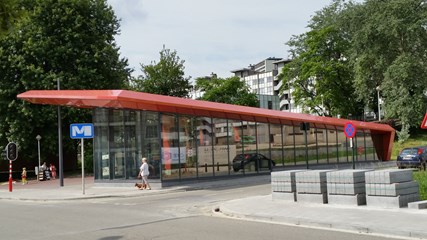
(413, 171), (427, 200)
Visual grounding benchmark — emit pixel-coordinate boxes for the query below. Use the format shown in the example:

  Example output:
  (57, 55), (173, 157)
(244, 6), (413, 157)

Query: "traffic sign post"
(344, 122), (356, 169)
(81, 138), (85, 195)
(70, 123), (94, 195)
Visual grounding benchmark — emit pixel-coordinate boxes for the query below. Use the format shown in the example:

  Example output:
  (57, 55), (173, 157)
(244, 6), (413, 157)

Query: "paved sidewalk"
(1, 175), (426, 239)
(0, 174), (272, 201)
(0, 176), (180, 201)
(219, 195), (427, 239)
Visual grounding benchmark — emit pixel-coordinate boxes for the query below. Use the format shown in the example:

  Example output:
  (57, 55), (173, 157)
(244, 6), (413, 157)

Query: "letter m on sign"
(70, 123), (94, 139)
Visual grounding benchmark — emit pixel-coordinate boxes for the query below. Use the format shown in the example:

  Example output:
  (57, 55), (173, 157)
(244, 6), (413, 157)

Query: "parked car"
(396, 146), (427, 170)
(232, 153), (276, 172)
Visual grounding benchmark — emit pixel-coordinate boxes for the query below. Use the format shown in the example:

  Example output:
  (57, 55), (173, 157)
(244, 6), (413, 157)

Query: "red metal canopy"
(17, 90), (395, 160)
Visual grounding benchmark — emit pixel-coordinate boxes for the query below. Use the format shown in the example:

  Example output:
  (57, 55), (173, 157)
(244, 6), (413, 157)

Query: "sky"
(107, 0), (336, 79)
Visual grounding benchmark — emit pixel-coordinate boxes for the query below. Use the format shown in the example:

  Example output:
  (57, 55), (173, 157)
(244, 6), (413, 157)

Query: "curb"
(0, 186), (190, 202)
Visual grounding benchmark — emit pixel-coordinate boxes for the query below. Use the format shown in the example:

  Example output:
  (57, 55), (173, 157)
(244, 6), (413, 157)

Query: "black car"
(232, 153), (276, 172)
(397, 146), (427, 170)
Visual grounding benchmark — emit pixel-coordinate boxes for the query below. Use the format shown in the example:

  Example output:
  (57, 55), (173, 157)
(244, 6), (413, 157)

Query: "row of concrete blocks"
(271, 169), (421, 208)
(271, 169), (415, 185)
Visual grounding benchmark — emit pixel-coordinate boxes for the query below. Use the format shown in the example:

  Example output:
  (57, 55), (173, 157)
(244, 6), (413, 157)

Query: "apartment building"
(231, 57), (303, 113)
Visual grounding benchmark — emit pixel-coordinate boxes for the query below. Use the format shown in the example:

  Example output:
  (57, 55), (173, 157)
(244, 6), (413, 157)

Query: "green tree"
(195, 76), (259, 107)
(0, 0), (131, 169)
(349, 0), (427, 132)
(0, 0), (24, 37)
(131, 48), (192, 98)
(280, 0), (364, 117)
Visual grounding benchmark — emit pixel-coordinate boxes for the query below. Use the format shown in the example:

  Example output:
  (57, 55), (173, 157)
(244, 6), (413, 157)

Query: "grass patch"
(413, 170), (427, 200)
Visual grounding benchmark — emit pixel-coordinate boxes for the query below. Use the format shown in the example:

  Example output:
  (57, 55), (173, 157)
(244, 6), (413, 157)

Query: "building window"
(268, 101), (273, 109)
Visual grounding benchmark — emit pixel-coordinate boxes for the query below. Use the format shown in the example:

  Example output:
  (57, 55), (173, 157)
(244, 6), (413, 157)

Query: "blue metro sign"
(70, 123), (94, 139)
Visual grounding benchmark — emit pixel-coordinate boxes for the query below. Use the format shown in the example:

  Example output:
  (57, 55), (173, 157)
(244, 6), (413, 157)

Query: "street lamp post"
(376, 86), (381, 121)
(57, 78), (64, 187)
(36, 135), (41, 181)
(321, 94), (324, 116)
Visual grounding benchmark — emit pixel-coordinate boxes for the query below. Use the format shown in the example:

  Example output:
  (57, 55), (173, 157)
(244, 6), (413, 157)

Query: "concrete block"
(271, 170), (306, 183)
(365, 169), (413, 184)
(327, 169), (372, 184)
(408, 200), (427, 209)
(366, 182), (419, 196)
(272, 192), (296, 202)
(328, 194), (366, 206)
(272, 181), (295, 193)
(296, 170), (333, 183)
(327, 182), (366, 195)
(297, 192), (328, 204)
(297, 182), (327, 194)
(366, 193), (420, 208)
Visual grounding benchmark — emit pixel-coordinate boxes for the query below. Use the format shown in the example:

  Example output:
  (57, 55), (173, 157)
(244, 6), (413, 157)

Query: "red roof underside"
(17, 90), (395, 160)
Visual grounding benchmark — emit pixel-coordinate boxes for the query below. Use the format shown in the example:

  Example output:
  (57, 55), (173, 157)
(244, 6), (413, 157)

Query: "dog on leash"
(135, 182), (147, 190)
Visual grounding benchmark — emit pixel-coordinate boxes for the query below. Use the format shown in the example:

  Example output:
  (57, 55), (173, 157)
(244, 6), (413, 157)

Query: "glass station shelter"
(18, 90), (395, 187)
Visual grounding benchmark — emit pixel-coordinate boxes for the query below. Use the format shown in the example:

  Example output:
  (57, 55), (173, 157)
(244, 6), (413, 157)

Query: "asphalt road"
(0, 184), (410, 240)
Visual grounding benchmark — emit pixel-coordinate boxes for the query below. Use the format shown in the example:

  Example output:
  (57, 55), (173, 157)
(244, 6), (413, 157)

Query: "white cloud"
(108, 0), (337, 79)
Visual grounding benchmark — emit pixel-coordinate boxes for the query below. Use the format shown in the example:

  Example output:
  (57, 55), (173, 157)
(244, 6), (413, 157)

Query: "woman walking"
(139, 157), (151, 190)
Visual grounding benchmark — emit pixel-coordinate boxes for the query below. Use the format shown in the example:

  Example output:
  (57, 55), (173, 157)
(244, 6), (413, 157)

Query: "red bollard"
(9, 160), (12, 192)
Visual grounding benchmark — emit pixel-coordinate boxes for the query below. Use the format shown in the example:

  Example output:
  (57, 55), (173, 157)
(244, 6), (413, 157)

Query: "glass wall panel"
(327, 128), (339, 164)
(283, 124), (296, 165)
(110, 110), (125, 179)
(365, 131), (378, 160)
(355, 131), (368, 162)
(270, 123), (283, 167)
(212, 118), (231, 176)
(241, 121), (257, 174)
(313, 126), (321, 164)
(314, 127), (326, 164)
(336, 127), (350, 163)
(124, 110), (138, 179)
(93, 108), (110, 180)
(161, 114), (179, 180)
(141, 111), (161, 179)
(230, 120), (243, 176)
(178, 116), (197, 179)
(197, 117), (214, 178)
(257, 122), (273, 172)
(344, 137), (350, 163)
(291, 124), (307, 166)
(306, 126), (320, 166)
